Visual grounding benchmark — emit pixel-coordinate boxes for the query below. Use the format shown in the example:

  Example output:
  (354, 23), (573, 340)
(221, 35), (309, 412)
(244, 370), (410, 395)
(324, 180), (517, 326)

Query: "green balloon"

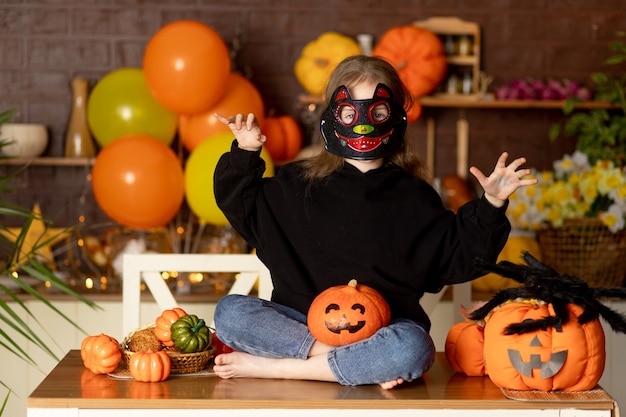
(87, 67), (177, 147)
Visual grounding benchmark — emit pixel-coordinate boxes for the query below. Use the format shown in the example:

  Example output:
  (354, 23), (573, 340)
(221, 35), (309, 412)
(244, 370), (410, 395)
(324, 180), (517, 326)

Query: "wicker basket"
(122, 324), (214, 374)
(537, 218), (626, 287)
(122, 347), (214, 374)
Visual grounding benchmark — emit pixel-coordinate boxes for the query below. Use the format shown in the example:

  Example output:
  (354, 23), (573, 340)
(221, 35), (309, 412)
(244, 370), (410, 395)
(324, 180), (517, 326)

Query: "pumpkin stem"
(192, 318), (206, 333)
(395, 61), (407, 70)
(348, 279), (358, 288)
(314, 58), (330, 67)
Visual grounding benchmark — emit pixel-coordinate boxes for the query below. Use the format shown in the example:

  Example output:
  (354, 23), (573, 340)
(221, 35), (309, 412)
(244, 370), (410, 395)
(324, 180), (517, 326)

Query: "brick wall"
(1, 0), (625, 226)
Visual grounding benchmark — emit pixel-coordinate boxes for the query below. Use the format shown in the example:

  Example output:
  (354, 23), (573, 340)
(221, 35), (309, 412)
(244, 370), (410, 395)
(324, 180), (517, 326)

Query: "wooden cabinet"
(413, 16), (481, 97)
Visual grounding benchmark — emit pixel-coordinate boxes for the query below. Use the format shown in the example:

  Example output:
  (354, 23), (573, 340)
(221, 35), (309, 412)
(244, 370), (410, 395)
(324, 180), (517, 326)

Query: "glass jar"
(461, 69), (474, 95)
(446, 73), (460, 94)
(457, 35), (473, 56)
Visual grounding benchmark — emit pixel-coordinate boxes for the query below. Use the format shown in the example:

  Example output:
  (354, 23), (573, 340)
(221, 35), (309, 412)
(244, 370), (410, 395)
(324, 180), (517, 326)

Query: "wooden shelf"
(0, 157), (95, 166)
(419, 97), (616, 109)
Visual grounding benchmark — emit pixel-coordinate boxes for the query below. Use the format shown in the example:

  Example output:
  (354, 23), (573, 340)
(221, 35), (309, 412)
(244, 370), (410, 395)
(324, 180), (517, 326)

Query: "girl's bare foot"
(379, 377), (405, 390)
(213, 351), (336, 382)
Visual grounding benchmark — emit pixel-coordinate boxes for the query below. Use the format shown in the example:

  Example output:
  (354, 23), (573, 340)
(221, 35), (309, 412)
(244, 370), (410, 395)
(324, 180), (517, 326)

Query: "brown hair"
(299, 55), (427, 183)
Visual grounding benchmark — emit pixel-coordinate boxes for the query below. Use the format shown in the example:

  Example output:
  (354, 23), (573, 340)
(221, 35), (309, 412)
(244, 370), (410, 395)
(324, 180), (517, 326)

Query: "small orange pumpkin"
(128, 350), (172, 382)
(154, 307), (187, 347)
(483, 302), (605, 391)
(80, 333), (122, 375)
(261, 115), (303, 162)
(307, 279), (391, 346)
(373, 25), (447, 122)
(444, 320), (485, 377)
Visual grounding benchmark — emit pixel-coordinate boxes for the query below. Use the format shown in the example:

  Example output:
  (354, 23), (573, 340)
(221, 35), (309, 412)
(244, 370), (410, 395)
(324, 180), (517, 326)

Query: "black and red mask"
(320, 83), (407, 160)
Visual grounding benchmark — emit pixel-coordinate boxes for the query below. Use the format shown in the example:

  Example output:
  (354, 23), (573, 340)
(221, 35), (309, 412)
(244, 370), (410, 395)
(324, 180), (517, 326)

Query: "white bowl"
(0, 123), (49, 157)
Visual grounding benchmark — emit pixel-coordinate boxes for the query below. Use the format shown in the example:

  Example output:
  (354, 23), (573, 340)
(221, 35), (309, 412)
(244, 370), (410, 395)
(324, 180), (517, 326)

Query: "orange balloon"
(92, 134), (184, 229)
(143, 20), (231, 115)
(178, 73), (266, 152)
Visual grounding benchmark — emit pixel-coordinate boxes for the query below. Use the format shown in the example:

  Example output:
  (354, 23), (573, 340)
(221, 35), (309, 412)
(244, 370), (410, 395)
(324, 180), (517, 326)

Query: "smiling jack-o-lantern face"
(484, 302), (606, 391)
(307, 279), (391, 346)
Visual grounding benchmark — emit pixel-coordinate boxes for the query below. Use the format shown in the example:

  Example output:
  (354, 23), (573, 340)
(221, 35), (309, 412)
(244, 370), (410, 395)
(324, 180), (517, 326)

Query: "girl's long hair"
(299, 55), (427, 183)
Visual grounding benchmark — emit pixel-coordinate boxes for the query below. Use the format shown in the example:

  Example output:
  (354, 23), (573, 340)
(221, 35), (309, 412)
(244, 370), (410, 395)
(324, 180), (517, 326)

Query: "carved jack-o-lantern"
(307, 279), (391, 346)
(484, 302), (606, 391)
(445, 301), (606, 391)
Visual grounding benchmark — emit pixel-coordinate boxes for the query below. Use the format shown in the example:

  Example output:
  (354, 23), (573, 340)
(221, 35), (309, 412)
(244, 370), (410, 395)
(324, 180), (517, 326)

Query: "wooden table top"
(28, 350), (617, 411)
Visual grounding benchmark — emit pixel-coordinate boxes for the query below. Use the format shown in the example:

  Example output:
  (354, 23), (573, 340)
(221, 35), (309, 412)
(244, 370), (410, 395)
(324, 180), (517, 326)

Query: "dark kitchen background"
(1, 0), (624, 227)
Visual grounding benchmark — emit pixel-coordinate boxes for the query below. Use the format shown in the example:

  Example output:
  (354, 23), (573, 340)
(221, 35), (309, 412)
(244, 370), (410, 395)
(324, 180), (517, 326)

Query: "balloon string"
(183, 212), (194, 254)
(191, 222), (206, 254)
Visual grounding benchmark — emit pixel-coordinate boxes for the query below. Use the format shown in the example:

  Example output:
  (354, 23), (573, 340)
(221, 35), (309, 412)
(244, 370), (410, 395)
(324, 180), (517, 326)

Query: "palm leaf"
(0, 108), (101, 409)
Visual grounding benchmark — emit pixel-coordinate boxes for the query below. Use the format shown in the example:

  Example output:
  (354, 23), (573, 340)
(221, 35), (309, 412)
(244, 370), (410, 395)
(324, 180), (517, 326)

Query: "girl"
(212, 55), (537, 389)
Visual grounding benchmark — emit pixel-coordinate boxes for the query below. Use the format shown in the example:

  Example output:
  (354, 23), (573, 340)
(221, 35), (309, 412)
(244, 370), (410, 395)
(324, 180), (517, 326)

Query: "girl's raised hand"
(215, 112), (266, 151)
(469, 152), (538, 208)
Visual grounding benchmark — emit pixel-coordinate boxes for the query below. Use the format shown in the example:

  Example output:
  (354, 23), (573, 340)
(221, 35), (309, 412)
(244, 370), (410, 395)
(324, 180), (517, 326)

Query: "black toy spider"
(468, 251), (626, 335)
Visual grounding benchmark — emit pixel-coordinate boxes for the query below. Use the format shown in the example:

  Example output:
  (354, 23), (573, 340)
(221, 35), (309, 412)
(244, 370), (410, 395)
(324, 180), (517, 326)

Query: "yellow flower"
(506, 151), (626, 233)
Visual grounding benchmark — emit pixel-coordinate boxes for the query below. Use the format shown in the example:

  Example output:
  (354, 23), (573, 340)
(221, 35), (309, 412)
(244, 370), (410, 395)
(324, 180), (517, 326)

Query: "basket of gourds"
(122, 308), (215, 374)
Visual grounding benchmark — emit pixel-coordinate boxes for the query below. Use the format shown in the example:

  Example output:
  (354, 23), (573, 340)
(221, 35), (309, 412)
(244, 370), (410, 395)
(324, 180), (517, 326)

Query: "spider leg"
(468, 288), (530, 320)
(593, 287), (626, 300)
(576, 301), (600, 324)
(504, 315), (564, 335)
(521, 251), (559, 275)
(594, 302), (626, 333)
(504, 301), (569, 335)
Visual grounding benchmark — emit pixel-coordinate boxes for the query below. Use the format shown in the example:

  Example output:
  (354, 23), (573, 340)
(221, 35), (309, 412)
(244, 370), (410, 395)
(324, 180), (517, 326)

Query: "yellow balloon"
(87, 68), (178, 147)
(185, 131), (274, 225)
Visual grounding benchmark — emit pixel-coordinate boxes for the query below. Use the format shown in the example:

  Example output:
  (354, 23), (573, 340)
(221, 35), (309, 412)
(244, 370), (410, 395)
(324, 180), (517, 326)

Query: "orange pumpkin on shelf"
(128, 350), (172, 382)
(261, 114), (303, 162)
(80, 333), (122, 375)
(307, 279), (390, 346)
(373, 25), (447, 122)
(154, 307), (188, 347)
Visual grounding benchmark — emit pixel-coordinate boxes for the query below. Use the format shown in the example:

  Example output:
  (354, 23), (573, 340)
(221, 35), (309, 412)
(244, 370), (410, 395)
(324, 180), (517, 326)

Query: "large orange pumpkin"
(307, 279), (391, 346)
(128, 350), (172, 382)
(294, 32), (362, 97)
(483, 302), (605, 391)
(372, 25), (447, 122)
(261, 115), (303, 162)
(154, 307), (188, 347)
(80, 333), (122, 375)
(445, 301), (606, 391)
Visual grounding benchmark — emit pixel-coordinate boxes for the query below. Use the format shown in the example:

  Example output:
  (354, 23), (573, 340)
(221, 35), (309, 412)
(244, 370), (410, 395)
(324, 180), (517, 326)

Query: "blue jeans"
(213, 294), (436, 386)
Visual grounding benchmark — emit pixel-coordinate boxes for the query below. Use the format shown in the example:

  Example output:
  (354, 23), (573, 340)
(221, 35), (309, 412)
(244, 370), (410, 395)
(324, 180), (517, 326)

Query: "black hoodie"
(214, 141), (510, 331)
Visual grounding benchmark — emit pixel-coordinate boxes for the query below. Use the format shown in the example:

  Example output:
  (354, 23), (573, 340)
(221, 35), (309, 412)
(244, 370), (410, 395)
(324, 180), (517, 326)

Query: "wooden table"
(28, 351), (618, 417)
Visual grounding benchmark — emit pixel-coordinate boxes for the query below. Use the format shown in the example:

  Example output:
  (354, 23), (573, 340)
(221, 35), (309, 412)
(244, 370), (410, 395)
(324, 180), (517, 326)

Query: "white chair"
(121, 253), (272, 335)
(121, 252), (461, 336)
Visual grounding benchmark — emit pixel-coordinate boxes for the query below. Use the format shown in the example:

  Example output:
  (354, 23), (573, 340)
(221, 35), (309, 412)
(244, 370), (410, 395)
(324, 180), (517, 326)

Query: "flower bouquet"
(507, 151), (626, 287)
